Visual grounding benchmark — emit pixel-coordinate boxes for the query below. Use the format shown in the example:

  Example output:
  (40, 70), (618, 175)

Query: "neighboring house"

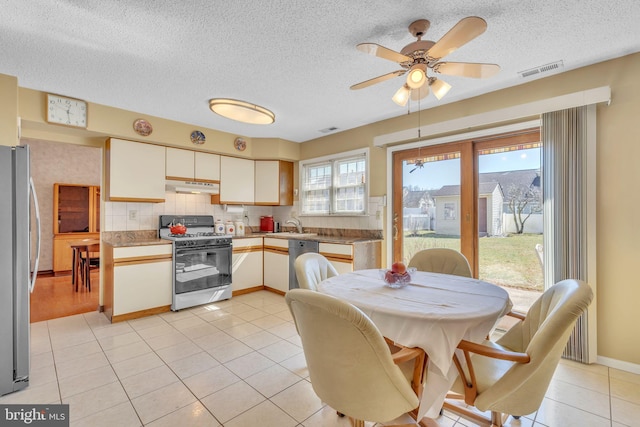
(482, 169), (542, 234)
(430, 169), (542, 236)
(402, 189), (434, 233)
(432, 182), (503, 236)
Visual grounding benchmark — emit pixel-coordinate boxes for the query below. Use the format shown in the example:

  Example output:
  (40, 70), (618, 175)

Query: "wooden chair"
(408, 248), (472, 278)
(443, 279), (593, 427)
(286, 289), (428, 427)
(294, 252), (339, 291)
(78, 243), (100, 291)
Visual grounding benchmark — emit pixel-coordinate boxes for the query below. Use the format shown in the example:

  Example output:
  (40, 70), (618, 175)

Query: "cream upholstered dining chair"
(408, 248), (472, 278)
(286, 289), (428, 427)
(444, 279), (593, 427)
(294, 252), (339, 291)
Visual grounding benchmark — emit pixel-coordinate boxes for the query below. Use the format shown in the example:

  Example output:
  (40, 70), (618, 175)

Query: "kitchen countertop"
(234, 233), (382, 244)
(103, 237), (172, 248)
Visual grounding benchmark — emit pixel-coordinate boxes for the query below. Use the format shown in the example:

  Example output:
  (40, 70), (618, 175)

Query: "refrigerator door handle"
(29, 177), (40, 293)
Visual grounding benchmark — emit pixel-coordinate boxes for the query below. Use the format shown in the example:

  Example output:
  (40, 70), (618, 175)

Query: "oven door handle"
(175, 247), (228, 256)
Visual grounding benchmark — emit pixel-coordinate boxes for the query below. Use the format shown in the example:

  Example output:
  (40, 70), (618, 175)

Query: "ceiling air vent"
(518, 60), (564, 78)
(319, 126), (339, 134)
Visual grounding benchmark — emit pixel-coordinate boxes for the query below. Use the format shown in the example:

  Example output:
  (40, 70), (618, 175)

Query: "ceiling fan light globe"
(430, 79), (452, 100)
(392, 85), (410, 106)
(406, 67), (426, 89)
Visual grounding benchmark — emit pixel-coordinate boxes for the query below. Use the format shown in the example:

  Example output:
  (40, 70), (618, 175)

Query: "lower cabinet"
(103, 243), (173, 322)
(320, 242), (355, 273)
(232, 238), (264, 293)
(320, 241), (382, 273)
(53, 233), (99, 272)
(263, 237), (289, 294)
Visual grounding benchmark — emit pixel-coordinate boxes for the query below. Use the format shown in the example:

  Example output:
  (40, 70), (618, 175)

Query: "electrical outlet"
(129, 210), (137, 220)
(376, 210), (381, 220)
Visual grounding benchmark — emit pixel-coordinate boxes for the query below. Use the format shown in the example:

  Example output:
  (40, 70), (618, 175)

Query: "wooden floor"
(30, 270), (100, 323)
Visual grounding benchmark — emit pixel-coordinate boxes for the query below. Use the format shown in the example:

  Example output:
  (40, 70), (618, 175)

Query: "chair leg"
(348, 417), (365, 427)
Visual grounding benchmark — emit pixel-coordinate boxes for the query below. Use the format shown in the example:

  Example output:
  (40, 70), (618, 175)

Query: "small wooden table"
(69, 239), (100, 291)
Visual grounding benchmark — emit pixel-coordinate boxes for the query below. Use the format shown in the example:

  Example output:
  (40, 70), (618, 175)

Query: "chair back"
(475, 279), (593, 415)
(294, 252), (338, 291)
(408, 248), (472, 277)
(285, 289), (419, 422)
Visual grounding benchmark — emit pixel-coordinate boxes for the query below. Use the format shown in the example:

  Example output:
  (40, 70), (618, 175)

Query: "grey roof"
(432, 169), (539, 197)
(403, 190), (431, 208)
(432, 181), (500, 197)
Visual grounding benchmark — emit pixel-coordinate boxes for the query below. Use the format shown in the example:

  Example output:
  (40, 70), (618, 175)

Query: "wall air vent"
(319, 126), (339, 133)
(518, 60), (564, 78)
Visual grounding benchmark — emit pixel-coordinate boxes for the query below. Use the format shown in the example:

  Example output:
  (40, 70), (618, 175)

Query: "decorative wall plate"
(133, 119), (153, 136)
(234, 137), (246, 151)
(191, 130), (206, 145)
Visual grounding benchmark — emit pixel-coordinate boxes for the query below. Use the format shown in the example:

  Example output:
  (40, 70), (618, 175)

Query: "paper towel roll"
(224, 205), (244, 214)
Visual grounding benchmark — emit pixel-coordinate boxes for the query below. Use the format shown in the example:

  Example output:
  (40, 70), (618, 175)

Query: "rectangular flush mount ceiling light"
(209, 99), (275, 124)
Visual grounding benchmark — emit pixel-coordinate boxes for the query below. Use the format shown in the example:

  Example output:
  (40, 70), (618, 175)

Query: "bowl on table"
(380, 267), (416, 288)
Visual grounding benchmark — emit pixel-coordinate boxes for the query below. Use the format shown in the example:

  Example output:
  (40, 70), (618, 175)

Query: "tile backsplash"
(103, 192), (384, 233)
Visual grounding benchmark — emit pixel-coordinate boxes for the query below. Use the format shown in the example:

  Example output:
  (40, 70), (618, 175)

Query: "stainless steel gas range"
(159, 215), (232, 310)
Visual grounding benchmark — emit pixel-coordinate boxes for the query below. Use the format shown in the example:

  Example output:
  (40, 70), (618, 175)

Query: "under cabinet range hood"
(165, 180), (220, 195)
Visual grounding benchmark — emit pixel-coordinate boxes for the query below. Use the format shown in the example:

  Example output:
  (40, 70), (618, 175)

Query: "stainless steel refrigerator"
(0, 145), (40, 396)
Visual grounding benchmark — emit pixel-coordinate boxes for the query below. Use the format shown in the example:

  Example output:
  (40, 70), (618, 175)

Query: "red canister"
(260, 216), (274, 232)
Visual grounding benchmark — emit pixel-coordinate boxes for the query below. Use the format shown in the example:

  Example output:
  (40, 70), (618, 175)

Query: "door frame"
(389, 127), (540, 277)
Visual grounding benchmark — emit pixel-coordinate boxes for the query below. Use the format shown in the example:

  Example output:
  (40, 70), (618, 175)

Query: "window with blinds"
(301, 150), (368, 215)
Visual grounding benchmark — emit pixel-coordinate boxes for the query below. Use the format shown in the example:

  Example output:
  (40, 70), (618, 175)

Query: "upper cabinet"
(52, 184), (100, 272)
(254, 160), (294, 206)
(166, 148), (220, 183)
(195, 152), (221, 182)
(53, 184), (100, 234)
(219, 156), (255, 204)
(107, 138), (165, 202)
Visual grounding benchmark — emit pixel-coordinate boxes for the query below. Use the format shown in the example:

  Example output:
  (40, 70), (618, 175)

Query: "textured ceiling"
(2, 1), (639, 143)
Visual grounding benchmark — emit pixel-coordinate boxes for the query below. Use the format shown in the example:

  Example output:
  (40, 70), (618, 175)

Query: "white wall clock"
(46, 94), (88, 128)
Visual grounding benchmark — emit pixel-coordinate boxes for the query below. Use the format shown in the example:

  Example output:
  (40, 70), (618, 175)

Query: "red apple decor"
(382, 262), (412, 288)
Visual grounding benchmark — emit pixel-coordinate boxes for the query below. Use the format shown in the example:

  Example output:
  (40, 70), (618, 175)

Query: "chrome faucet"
(285, 218), (303, 233)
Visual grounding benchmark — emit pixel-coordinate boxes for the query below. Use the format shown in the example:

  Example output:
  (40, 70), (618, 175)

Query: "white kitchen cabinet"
(232, 237), (263, 292)
(319, 242), (354, 273)
(263, 237), (289, 294)
(103, 243), (173, 322)
(107, 138), (166, 202)
(220, 156), (254, 204)
(195, 152), (221, 182)
(166, 147), (195, 180)
(254, 160), (293, 206)
(166, 148), (221, 183)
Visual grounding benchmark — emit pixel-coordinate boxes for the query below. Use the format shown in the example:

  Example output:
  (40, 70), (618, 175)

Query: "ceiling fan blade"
(357, 43), (412, 63)
(434, 62), (500, 78)
(410, 84), (429, 101)
(427, 17), (487, 60)
(350, 70), (406, 90)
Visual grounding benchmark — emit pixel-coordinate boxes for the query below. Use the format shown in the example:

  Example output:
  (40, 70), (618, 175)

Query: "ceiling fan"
(350, 17), (500, 106)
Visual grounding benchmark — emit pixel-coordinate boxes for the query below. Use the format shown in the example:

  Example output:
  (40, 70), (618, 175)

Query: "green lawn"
(403, 232), (543, 291)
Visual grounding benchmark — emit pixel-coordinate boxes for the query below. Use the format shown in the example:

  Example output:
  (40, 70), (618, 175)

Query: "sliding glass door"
(392, 129), (542, 309)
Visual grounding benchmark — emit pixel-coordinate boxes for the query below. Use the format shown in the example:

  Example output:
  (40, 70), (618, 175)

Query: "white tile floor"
(3, 290), (639, 426)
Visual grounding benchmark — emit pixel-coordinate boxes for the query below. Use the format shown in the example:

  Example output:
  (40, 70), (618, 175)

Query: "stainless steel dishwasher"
(289, 239), (319, 289)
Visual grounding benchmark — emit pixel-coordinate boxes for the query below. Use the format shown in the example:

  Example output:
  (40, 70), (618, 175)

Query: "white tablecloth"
(317, 269), (512, 419)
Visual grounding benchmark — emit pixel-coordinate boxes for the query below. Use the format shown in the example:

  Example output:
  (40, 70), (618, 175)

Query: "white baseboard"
(596, 355), (640, 375)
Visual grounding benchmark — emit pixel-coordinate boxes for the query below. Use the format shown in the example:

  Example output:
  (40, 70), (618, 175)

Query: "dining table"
(69, 239), (100, 291)
(317, 268), (513, 420)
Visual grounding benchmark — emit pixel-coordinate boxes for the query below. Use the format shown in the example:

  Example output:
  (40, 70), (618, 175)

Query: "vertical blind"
(541, 105), (596, 363)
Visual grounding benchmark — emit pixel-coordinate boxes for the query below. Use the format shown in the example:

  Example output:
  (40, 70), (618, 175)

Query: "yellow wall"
(0, 74), (18, 146)
(17, 87), (300, 159)
(301, 52), (640, 366)
(5, 52), (639, 366)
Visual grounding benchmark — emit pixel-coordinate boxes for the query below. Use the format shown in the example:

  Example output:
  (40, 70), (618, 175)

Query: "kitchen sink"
(270, 232), (317, 238)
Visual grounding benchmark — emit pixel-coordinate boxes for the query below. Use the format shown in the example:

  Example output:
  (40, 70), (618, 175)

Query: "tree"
(505, 182), (542, 234)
